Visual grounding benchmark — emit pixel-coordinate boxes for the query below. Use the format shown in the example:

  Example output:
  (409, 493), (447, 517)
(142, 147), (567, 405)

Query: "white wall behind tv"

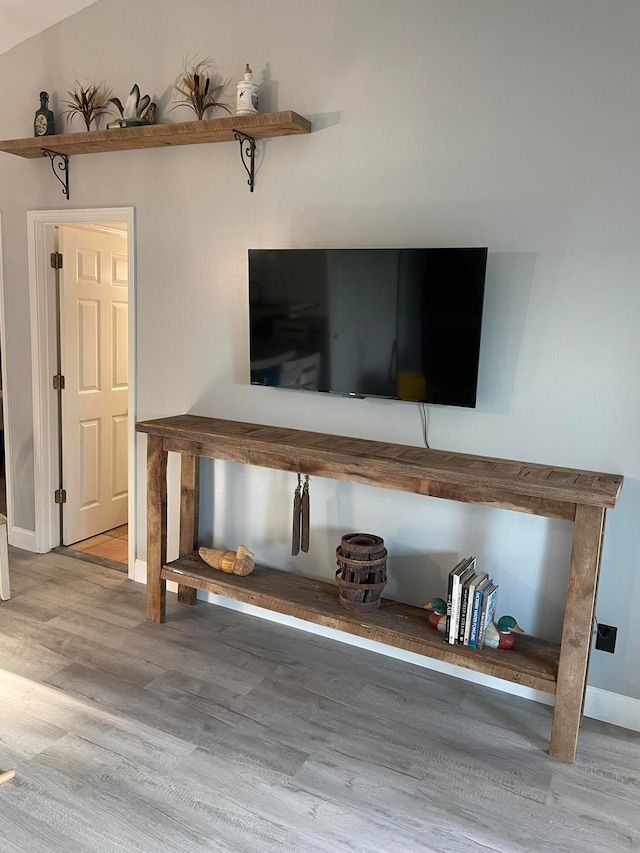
(0, 0), (638, 701)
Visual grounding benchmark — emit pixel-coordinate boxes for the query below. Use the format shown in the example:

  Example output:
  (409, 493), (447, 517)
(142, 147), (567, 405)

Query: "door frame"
(0, 213), (17, 540)
(27, 207), (136, 576)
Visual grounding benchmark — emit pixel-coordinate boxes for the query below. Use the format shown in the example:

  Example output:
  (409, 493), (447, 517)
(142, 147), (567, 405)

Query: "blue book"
(463, 572), (488, 645)
(477, 584), (499, 649)
(468, 577), (493, 649)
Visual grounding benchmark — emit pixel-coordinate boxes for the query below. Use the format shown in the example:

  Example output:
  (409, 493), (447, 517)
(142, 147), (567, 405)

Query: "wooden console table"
(136, 414), (623, 763)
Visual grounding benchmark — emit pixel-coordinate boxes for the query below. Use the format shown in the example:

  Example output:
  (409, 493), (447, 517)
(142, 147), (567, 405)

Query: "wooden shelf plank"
(136, 415), (623, 514)
(0, 110), (311, 159)
(162, 552), (560, 694)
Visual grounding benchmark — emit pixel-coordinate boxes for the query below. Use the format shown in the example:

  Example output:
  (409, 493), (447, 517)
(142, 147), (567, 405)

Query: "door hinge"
(52, 374), (65, 390)
(50, 251), (63, 269)
(54, 489), (67, 504)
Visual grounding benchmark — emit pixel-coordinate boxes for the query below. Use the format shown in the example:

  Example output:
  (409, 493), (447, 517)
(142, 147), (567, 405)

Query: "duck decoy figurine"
(423, 597), (447, 632)
(482, 615), (524, 650)
(198, 544), (255, 576)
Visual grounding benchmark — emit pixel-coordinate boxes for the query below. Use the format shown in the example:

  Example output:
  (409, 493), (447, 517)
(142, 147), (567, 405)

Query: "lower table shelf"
(162, 553), (560, 695)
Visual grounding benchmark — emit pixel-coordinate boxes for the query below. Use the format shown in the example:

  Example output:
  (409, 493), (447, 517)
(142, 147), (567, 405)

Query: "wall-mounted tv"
(249, 247), (488, 408)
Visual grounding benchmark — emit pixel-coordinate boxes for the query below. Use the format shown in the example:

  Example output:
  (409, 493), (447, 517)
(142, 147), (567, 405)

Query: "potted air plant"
(171, 56), (231, 120)
(63, 80), (110, 130)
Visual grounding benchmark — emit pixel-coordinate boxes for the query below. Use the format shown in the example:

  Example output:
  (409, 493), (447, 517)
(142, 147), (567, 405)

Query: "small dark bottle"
(34, 91), (56, 137)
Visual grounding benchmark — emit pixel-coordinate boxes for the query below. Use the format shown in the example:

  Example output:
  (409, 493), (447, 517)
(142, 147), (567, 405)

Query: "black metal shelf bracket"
(41, 149), (70, 200)
(233, 130), (256, 192)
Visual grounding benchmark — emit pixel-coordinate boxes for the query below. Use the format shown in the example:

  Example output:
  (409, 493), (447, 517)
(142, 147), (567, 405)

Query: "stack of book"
(444, 557), (499, 649)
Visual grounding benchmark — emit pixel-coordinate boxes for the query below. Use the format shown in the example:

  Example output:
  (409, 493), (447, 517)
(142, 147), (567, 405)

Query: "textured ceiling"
(0, 1), (97, 55)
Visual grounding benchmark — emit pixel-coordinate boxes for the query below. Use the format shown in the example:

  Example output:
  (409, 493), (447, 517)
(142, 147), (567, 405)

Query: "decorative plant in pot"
(171, 56), (231, 120)
(63, 80), (110, 130)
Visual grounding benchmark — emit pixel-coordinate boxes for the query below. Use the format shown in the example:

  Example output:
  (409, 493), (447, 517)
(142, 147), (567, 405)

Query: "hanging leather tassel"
(301, 475), (310, 552)
(291, 474), (302, 555)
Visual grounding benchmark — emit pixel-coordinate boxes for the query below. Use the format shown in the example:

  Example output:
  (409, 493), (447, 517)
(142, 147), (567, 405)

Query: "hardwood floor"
(65, 524), (129, 567)
(1, 548), (639, 852)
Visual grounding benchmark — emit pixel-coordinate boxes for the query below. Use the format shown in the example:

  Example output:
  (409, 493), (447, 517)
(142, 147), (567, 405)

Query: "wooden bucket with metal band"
(335, 532), (387, 612)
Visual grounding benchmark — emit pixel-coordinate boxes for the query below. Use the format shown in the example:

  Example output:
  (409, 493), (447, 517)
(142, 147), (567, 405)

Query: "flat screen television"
(249, 247), (488, 408)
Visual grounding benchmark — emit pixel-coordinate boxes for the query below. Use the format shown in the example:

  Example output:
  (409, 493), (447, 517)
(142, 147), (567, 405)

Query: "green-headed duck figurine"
(423, 597), (447, 632)
(483, 615), (524, 650)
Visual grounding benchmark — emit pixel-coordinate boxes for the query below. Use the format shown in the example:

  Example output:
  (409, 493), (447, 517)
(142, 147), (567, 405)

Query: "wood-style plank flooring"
(1, 547), (639, 852)
(65, 524), (128, 566)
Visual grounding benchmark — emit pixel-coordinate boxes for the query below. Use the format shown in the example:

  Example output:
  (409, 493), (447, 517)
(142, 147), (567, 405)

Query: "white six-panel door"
(59, 225), (128, 545)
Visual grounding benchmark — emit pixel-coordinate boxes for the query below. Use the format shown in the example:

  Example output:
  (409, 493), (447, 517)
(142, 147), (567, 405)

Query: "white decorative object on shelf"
(236, 63), (259, 115)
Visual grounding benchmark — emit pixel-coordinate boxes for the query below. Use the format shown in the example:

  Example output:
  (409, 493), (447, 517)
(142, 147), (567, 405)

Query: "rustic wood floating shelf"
(136, 414), (623, 763)
(0, 110), (311, 196)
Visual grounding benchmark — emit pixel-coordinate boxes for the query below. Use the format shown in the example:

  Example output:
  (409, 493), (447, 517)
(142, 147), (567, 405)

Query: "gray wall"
(1, 0), (638, 700)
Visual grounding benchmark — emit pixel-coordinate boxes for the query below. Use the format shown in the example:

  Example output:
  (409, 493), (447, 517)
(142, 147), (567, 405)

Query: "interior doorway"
(55, 224), (129, 547)
(27, 208), (136, 576)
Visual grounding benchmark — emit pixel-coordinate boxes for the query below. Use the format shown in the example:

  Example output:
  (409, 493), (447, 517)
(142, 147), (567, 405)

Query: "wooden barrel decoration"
(335, 532), (387, 613)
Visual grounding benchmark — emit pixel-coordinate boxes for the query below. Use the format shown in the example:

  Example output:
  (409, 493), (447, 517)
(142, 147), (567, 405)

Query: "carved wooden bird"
(483, 615), (524, 650)
(423, 597), (447, 630)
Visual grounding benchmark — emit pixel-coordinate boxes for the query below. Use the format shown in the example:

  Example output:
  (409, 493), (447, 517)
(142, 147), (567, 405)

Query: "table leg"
(178, 453), (199, 606)
(146, 433), (167, 623)
(549, 504), (605, 762)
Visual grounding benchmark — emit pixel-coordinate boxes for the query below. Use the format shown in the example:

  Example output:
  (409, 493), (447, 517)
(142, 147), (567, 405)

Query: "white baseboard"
(133, 560), (639, 733)
(133, 558), (146, 583)
(8, 526), (38, 552)
(583, 687), (640, 732)
(134, 558), (180, 591)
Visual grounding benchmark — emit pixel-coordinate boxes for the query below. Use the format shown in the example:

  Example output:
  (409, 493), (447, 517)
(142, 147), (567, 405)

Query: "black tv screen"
(249, 247), (488, 408)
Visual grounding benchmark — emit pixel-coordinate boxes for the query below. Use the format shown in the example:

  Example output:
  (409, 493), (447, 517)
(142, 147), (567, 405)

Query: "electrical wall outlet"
(595, 624), (617, 653)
